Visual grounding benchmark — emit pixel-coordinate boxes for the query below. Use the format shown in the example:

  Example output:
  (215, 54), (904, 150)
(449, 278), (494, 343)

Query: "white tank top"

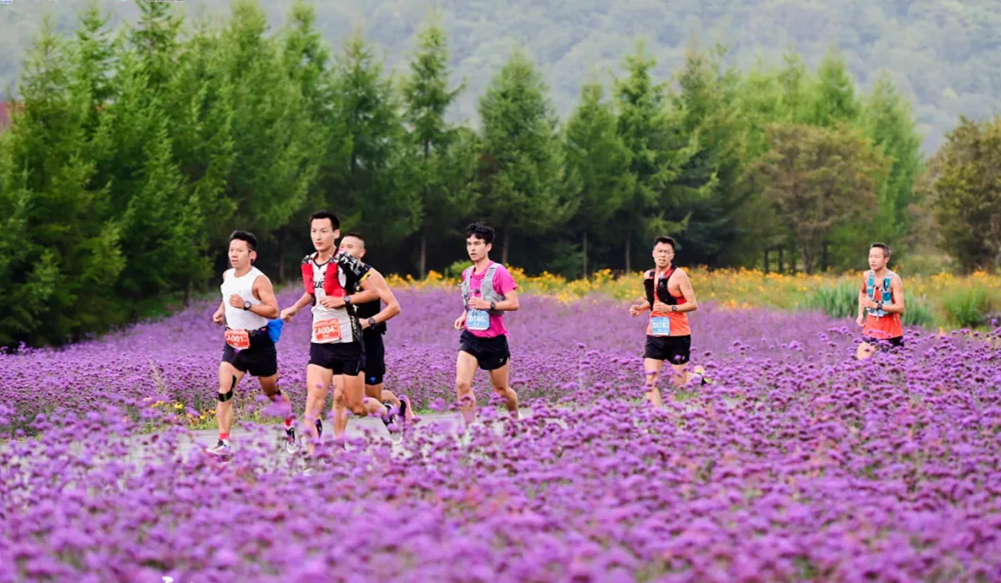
(221, 267), (268, 331)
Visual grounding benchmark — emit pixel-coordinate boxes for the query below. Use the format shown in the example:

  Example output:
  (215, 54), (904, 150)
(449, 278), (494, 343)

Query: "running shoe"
(692, 365), (711, 386)
(315, 418), (323, 440)
(398, 395), (413, 425)
(284, 426), (299, 454)
(206, 440), (232, 457)
(381, 403), (402, 443)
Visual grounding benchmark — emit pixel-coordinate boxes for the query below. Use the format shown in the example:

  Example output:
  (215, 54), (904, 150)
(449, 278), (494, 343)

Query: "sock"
(284, 416), (294, 428)
(219, 432), (230, 444)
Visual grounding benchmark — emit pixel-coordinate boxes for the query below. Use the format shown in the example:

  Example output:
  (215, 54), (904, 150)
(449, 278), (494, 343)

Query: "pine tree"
(0, 19), (123, 346)
(563, 79), (627, 277)
(401, 17), (477, 278)
(478, 51), (572, 265)
(613, 41), (700, 272)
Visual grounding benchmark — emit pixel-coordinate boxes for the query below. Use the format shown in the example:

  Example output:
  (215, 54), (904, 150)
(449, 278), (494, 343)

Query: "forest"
(3, 0), (1001, 153)
(1, 0), (1000, 348)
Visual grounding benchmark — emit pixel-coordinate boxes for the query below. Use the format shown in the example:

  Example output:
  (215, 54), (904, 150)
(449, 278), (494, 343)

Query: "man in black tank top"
(335, 233), (413, 428)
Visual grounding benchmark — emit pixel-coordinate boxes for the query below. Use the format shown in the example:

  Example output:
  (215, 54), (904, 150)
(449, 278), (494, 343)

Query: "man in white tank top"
(206, 231), (295, 457)
(280, 211), (400, 462)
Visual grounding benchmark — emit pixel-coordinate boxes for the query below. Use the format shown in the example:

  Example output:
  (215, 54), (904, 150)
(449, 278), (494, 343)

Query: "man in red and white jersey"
(280, 212), (399, 458)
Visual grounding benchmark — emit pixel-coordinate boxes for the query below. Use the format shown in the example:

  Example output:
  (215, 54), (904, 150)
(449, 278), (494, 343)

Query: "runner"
(279, 211), (398, 456)
(453, 221), (520, 424)
(856, 242), (905, 359)
(335, 232), (413, 428)
(207, 231), (296, 456)
(629, 236), (703, 409)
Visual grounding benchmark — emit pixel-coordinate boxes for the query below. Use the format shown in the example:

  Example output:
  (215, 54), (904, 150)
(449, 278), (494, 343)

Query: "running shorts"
(309, 341), (365, 376)
(644, 334), (692, 365)
(362, 331), (386, 385)
(458, 330), (510, 371)
(222, 331), (278, 377)
(863, 335), (904, 349)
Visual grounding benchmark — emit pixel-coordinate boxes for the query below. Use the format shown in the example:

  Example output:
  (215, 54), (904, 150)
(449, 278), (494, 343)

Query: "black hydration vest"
(644, 267), (679, 307)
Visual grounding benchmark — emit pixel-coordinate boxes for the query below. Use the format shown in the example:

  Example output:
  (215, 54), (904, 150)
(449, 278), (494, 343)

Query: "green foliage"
(748, 123), (889, 273)
(5, 0), (1001, 155)
(0, 19), (124, 346)
(930, 116), (1001, 273)
(803, 282), (858, 319)
(804, 283), (935, 328)
(903, 294), (934, 328)
(613, 42), (705, 272)
(478, 51), (571, 264)
(332, 32), (413, 247)
(669, 44), (746, 266)
(402, 17), (478, 278)
(444, 259), (470, 278)
(563, 79), (627, 277)
(940, 285), (996, 329)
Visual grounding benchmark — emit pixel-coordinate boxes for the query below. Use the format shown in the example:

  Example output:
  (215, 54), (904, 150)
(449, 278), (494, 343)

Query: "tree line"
(0, 0), (997, 349)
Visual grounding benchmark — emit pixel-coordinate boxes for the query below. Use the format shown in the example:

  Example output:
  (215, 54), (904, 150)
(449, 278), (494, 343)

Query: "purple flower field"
(2, 288), (1001, 582)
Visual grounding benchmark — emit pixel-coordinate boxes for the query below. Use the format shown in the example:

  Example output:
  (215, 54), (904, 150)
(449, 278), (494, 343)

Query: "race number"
(225, 329), (251, 350)
(313, 319), (342, 343)
(467, 309), (490, 331)
(650, 317), (672, 336)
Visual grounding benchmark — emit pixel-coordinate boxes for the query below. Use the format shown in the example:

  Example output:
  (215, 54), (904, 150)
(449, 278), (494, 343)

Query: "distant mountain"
(3, 0), (999, 152)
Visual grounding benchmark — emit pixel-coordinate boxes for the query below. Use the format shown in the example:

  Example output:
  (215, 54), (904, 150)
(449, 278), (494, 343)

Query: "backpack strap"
(461, 267), (472, 308)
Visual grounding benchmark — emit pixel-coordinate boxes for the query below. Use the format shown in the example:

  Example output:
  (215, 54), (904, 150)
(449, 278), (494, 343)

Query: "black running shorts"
(309, 341), (365, 376)
(644, 335), (692, 365)
(458, 330), (510, 371)
(864, 335), (904, 349)
(221, 332), (278, 377)
(363, 331), (386, 385)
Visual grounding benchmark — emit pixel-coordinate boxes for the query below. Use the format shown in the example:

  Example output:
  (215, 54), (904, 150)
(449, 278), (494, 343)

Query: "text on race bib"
(467, 309), (490, 331)
(225, 329), (251, 350)
(313, 319), (342, 343)
(650, 316), (671, 336)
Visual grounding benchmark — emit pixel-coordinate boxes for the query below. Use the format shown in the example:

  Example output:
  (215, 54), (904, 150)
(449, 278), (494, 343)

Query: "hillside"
(2, 0), (1000, 152)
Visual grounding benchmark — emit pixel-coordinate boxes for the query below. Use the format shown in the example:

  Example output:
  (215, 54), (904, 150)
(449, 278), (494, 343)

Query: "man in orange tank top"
(629, 236), (702, 408)
(856, 242), (905, 360)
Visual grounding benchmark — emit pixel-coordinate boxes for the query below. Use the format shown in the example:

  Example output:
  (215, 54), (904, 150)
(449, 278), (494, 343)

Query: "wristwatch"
(367, 317), (377, 328)
(876, 301), (883, 311)
(671, 305), (677, 312)
(243, 301), (251, 311)
(490, 301), (497, 311)
(344, 295), (352, 306)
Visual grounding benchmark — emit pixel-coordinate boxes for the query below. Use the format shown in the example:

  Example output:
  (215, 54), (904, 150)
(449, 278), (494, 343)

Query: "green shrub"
(941, 285), (995, 329)
(444, 260), (470, 279)
(803, 282), (858, 319)
(903, 294), (934, 328)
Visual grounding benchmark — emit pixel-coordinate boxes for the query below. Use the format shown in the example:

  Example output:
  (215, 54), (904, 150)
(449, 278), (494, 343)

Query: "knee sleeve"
(218, 376), (236, 402)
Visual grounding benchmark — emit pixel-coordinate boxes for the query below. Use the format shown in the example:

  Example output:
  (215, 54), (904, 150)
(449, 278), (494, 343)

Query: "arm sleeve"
(337, 252), (372, 287)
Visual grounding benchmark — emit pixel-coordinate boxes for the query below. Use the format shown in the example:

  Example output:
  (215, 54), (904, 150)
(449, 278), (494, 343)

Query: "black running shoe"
(380, 403), (402, 443)
(284, 426), (299, 454)
(206, 439), (232, 457)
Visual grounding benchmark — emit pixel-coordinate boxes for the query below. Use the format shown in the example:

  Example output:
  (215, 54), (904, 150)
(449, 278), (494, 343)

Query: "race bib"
(467, 309), (490, 331)
(650, 316), (671, 336)
(225, 329), (250, 350)
(313, 319), (342, 343)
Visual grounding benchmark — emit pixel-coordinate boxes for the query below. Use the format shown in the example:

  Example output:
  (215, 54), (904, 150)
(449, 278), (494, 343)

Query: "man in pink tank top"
(453, 222), (520, 424)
